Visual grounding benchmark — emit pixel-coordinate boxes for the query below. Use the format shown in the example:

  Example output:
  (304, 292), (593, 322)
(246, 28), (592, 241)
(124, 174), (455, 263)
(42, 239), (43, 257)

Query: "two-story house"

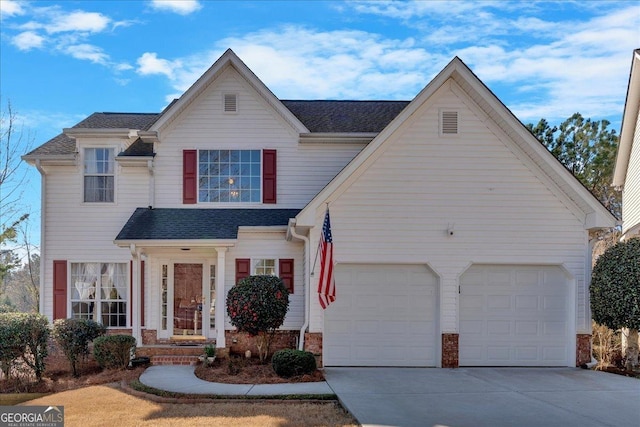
(24, 49), (615, 368)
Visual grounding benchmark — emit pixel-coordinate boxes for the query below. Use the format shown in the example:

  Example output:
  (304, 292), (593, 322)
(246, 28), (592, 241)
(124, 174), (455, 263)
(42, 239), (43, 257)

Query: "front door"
(173, 263), (204, 336)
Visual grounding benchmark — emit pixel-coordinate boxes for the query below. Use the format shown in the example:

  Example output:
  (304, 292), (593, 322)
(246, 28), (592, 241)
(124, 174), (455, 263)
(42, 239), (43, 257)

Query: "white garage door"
(460, 265), (570, 366)
(324, 264), (438, 366)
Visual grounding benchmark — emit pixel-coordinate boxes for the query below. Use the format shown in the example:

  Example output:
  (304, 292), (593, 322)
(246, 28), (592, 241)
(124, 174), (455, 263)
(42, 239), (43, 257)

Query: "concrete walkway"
(324, 367), (640, 427)
(138, 365), (334, 396)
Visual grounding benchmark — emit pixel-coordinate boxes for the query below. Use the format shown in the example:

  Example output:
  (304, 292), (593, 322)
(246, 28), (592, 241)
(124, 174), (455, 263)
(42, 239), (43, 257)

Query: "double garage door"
(324, 264), (570, 367)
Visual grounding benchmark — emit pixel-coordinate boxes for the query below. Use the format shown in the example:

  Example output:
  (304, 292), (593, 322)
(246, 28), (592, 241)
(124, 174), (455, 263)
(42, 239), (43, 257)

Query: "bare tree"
(0, 99), (32, 285)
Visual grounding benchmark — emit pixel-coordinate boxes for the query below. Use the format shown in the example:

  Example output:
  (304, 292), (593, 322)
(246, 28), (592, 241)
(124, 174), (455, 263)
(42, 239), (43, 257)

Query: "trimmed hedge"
(272, 349), (316, 378)
(93, 334), (136, 369)
(591, 238), (640, 331)
(0, 312), (49, 380)
(226, 275), (289, 336)
(53, 318), (106, 377)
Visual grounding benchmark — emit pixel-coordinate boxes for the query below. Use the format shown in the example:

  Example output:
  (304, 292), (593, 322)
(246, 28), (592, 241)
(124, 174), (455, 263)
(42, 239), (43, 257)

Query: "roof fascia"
(149, 49), (309, 136)
(299, 133), (377, 144)
(114, 239), (237, 248)
(115, 156), (155, 167)
(238, 226), (288, 233)
(22, 154), (76, 166)
(613, 49), (640, 188)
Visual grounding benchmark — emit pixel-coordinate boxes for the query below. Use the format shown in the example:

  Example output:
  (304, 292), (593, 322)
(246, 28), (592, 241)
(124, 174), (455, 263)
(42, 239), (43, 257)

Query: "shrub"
(93, 335), (136, 369)
(52, 318), (106, 377)
(0, 312), (49, 380)
(226, 275), (289, 362)
(591, 238), (640, 369)
(272, 349), (316, 378)
(0, 313), (27, 379)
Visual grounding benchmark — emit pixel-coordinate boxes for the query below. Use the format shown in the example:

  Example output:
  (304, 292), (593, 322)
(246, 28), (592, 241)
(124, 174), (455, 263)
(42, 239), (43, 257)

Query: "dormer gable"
(149, 49), (309, 137)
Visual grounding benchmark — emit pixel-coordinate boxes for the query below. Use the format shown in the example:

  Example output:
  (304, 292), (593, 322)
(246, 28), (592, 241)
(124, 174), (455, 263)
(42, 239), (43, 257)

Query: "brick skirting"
(442, 333), (459, 368)
(576, 334), (592, 367)
(225, 330), (298, 357)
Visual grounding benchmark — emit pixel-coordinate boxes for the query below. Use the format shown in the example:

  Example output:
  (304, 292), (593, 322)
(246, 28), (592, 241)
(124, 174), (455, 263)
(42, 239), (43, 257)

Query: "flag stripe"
(318, 208), (335, 309)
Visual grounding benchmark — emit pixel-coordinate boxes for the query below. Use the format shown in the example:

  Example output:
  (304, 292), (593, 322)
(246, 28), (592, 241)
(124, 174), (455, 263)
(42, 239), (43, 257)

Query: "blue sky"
(1, 0), (639, 256)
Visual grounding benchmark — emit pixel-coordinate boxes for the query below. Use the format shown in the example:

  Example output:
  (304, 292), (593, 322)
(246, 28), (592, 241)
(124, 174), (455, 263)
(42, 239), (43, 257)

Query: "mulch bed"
(596, 366), (640, 378)
(0, 353), (145, 394)
(194, 355), (324, 384)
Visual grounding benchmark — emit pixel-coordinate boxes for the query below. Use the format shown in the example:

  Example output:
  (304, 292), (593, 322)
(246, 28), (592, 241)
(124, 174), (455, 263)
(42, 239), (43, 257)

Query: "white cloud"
(45, 11), (111, 33)
(136, 52), (182, 79)
(0, 0), (25, 19)
(64, 44), (109, 65)
(12, 31), (45, 51)
(150, 0), (202, 15)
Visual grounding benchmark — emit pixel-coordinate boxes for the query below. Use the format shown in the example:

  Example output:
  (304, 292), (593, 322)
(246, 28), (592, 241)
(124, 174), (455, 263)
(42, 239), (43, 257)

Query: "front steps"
(136, 343), (208, 366)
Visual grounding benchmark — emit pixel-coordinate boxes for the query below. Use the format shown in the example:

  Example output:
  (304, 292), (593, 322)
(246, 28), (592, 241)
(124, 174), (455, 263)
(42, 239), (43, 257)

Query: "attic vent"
(441, 111), (458, 135)
(224, 94), (237, 112)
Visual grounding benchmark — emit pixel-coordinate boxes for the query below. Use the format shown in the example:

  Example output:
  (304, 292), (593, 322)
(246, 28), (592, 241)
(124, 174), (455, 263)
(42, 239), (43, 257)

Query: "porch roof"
(115, 207), (301, 241)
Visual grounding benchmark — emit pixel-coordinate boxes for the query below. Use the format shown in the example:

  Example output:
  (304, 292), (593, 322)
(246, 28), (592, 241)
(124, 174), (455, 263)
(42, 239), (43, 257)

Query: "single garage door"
(324, 264), (438, 366)
(459, 265), (570, 366)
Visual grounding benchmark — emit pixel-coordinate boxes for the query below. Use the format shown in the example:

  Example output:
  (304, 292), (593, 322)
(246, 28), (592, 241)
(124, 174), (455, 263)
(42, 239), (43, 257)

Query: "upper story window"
(84, 148), (115, 202)
(198, 149), (261, 203)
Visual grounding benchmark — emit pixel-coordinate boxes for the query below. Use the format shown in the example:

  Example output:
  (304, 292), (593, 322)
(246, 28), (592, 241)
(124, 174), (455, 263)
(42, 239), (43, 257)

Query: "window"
(198, 150), (261, 203)
(71, 263), (127, 327)
(254, 259), (276, 276)
(84, 148), (115, 202)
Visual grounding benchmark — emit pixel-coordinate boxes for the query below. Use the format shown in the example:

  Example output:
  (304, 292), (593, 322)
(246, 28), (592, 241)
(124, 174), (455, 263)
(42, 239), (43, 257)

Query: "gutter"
(35, 160), (46, 316)
(288, 219), (310, 351)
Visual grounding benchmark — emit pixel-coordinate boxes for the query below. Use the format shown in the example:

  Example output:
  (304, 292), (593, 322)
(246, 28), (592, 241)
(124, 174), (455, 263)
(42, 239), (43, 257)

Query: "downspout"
(147, 159), (155, 208)
(288, 219), (310, 351)
(35, 160), (46, 316)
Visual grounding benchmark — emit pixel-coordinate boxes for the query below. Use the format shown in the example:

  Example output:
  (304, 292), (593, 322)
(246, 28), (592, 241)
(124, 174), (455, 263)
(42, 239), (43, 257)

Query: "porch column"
(214, 247), (227, 348)
(130, 245), (142, 344)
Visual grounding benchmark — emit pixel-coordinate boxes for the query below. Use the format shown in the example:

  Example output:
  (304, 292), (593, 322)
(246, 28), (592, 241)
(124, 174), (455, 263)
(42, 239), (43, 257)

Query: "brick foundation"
(442, 333), (459, 368)
(304, 332), (323, 367)
(576, 334), (592, 367)
(225, 330), (298, 357)
(141, 329), (158, 345)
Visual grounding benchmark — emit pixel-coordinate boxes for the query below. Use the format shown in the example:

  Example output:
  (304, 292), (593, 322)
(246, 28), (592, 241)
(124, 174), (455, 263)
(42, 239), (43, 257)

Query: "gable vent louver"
(224, 94), (237, 112)
(441, 111), (458, 135)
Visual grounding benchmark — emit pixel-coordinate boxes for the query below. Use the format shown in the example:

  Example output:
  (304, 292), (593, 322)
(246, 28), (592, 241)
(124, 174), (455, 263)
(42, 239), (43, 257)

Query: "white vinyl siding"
(310, 81), (589, 340)
(153, 67), (363, 208)
(40, 161), (149, 322)
(225, 230), (304, 330)
(622, 112), (640, 235)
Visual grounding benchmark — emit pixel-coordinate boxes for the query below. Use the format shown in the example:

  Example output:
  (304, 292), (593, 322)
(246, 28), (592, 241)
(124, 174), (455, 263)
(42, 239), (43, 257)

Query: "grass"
(21, 383), (358, 427)
(0, 393), (51, 405)
(3, 350), (357, 426)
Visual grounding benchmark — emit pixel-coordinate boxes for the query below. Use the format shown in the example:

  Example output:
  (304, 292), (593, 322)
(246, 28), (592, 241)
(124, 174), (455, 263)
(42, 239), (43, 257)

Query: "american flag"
(318, 207), (335, 309)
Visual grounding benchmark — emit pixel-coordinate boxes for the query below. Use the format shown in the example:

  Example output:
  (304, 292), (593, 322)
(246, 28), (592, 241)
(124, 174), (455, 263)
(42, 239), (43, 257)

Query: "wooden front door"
(173, 263), (204, 336)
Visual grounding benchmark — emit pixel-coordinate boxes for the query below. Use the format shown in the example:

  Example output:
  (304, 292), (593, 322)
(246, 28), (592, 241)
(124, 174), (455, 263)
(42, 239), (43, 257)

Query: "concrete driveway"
(324, 367), (640, 427)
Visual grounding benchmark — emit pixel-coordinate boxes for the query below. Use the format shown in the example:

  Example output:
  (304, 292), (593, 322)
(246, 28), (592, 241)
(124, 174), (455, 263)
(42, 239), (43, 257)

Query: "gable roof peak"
(149, 48), (308, 135)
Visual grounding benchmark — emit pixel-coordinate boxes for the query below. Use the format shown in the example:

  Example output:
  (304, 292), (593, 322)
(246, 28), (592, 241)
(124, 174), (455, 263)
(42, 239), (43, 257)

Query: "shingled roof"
(115, 208), (301, 241)
(25, 101), (409, 158)
(282, 100), (409, 133)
